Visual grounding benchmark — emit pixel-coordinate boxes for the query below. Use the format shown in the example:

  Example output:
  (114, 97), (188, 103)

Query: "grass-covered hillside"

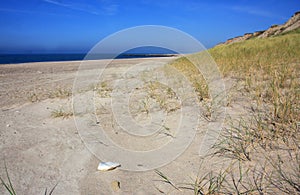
(210, 28), (300, 75)
(210, 28), (300, 126)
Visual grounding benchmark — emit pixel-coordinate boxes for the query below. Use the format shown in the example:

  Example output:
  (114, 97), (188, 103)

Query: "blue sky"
(0, 0), (299, 53)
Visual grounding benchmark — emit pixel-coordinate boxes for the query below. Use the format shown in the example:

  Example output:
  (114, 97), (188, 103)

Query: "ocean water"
(0, 54), (85, 64)
(0, 53), (177, 64)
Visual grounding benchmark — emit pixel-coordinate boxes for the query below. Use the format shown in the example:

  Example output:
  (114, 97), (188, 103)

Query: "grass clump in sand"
(50, 107), (73, 119)
(95, 81), (113, 98)
(145, 81), (180, 113)
(28, 87), (72, 103)
(48, 87), (72, 99)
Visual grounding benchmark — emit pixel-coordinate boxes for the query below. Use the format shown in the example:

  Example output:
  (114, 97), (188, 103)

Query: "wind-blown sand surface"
(0, 57), (246, 194)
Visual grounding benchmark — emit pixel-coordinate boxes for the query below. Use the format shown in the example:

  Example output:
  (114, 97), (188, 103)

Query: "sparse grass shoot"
(51, 107), (73, 119)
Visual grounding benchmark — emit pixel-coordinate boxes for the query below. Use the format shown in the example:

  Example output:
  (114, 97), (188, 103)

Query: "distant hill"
(220, 11), (300, 45)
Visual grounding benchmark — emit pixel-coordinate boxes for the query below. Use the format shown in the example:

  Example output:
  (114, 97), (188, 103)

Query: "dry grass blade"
(0, 162), (16, 195)
(44, 182), (59, 195)
(155, 170), (180, 191)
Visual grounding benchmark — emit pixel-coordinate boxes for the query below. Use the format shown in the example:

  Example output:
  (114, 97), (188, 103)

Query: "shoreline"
(0, 54), (179, 65)
(0, 56), (178, 66)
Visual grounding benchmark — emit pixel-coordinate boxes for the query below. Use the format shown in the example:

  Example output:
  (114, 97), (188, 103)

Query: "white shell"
(97, 162), (121, 171)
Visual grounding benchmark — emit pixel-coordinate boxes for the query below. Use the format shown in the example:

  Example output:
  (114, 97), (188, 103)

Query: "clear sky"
(0, 0), (299, 53)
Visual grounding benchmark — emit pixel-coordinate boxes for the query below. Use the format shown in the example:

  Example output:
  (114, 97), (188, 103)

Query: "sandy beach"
(1, 57), (232, 194)
(1, 49), (298, 194)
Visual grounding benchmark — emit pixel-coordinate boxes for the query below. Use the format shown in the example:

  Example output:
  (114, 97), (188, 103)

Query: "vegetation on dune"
(210, 29), (300, 75)
(209, 29), (300, 135)
(162, 29), (300, 194)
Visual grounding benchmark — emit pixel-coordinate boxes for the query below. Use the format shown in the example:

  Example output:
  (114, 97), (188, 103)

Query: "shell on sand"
(97, 162), (121, 171)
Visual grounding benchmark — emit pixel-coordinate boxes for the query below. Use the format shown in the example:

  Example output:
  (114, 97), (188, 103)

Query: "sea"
(0, 53), (177, 64)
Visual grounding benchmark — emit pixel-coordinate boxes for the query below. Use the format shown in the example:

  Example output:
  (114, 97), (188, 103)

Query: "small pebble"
(6, 124), (10, 127)
(111, 180), (120, 192)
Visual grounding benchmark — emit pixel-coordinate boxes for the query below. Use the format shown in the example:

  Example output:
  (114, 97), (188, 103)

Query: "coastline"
(0, 53), (179, 65)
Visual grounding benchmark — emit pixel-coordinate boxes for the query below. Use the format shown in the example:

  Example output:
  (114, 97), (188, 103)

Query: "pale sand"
(0, 57), (245, 194)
